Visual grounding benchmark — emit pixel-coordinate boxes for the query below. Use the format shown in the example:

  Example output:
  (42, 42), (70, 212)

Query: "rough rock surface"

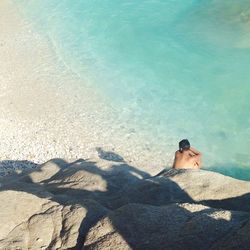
(0, 158), (249, 249)
(84, 203), (250, 250)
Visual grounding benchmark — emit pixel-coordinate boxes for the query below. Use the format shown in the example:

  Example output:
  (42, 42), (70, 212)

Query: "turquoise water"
(15, 0), (250, 180)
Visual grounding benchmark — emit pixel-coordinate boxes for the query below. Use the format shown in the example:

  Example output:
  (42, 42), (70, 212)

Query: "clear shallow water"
(15, 0), (250, 180)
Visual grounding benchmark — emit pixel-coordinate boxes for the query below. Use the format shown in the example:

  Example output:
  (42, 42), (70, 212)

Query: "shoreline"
(2, 1), (250, 181)
(0, 0), (170, 176)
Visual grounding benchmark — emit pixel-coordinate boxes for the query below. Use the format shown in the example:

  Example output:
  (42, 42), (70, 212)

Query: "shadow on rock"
(0, 150), (249, 249)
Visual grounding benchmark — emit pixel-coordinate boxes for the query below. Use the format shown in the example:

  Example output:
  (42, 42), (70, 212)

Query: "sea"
(14, 0), (250, 180)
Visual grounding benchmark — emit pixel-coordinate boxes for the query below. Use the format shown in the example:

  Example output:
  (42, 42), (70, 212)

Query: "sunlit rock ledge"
(0, 157), (249, 250)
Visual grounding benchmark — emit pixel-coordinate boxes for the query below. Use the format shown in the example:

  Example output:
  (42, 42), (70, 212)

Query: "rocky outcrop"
(84, 203), (250, 250)
(117, 169), (250, 212)
(0, 190), (107, 250)
(0, 158), (249, 249)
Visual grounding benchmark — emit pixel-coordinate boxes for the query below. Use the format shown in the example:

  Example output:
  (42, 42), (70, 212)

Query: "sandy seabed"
(0, 0), (173, 176)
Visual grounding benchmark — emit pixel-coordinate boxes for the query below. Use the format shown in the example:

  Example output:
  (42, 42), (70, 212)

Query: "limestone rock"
(0, 190), (55, 240)
(164, 169), (250, 212)
(117, 169), (250, 212)
(0, 190), (107, 249)
(26, 159), (68, 183)
(0, 159), (250, 249)
(84, 203), (250, 250)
